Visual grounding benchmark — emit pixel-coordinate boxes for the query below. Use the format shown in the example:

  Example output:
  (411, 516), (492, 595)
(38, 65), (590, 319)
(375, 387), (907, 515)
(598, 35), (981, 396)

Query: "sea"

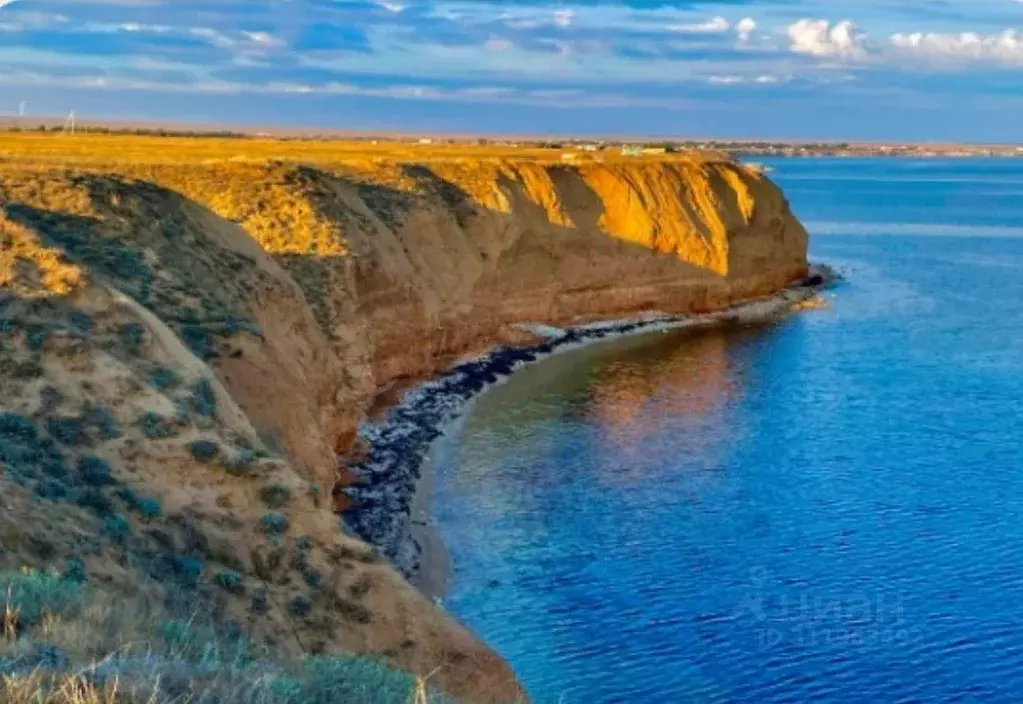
(430, 158), (1023, 703)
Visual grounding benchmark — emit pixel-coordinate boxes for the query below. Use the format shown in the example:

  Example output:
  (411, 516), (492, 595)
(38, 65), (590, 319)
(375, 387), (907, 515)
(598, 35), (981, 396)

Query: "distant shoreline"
(341, 266), (837, 598)
(0, 122), (1018, 159)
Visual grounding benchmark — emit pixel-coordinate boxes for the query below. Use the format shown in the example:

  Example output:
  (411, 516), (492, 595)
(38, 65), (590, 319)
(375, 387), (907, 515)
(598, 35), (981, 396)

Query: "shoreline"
(340, 266), (836, 588)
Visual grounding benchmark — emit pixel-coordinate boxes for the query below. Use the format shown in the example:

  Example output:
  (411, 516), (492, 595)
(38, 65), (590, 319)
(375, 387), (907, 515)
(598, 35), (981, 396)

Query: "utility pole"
(63, 110), (76, 134)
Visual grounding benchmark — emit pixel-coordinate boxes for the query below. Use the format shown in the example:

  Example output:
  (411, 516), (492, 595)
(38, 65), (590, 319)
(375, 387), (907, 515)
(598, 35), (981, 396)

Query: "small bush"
(119, 322), (146, 348)
(261, 513), (289, 536)
(82, 404), (121, 440)
(260, 484), (291, 509)
(0, 570), (84, 631)
(75, 488), (114, 516)
(298, 656), (417, 704)
(116, 487), (162, 520)
(138, 412), (178, 440)
(158, 618), (252, 667)
(215, 569), (246, 595)
(251, 588), (269, 614)
(103, 514), (132, 540)
(148, 367), (182, 390)
(181, 325), (218, 361)
(0, 413), (37, 442)
(177, 307), (201, 325)
(46, 415), (88, 447)
(190, 378), (217, 417)
(61, 558), (86, 584)
(169, 556), (203, 587)
(303, 568), (323, 588)
(77, 455), (113, 486)
(35, 477), (68, 501)
(39, 386), (63, 412)
(289, 596), (312, 617)
(25, 324), (48, 350)
(65, 309), (93, 335)
(188, 440), (220, 463)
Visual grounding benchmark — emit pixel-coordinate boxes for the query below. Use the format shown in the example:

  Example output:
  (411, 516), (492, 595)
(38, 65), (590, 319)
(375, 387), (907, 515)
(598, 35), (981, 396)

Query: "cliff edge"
(0, 136), (807, 700)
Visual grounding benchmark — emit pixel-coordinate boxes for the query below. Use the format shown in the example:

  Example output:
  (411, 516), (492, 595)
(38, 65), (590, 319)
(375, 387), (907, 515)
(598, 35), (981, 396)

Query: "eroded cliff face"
(0, 153), (806, 701)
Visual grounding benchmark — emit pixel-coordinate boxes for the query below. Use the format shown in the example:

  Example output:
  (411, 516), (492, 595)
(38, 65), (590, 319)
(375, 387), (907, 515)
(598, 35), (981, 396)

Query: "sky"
(2, 0), (1023, 141)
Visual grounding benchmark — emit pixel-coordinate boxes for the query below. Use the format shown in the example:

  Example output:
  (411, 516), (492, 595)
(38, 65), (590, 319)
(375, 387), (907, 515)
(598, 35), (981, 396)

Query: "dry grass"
(0, 131), (720, 168)
(0, 570), (450, 704)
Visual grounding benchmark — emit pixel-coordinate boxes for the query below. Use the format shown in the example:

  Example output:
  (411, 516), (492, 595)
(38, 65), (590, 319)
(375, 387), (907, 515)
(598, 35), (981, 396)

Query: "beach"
(341, 266), (835, 593)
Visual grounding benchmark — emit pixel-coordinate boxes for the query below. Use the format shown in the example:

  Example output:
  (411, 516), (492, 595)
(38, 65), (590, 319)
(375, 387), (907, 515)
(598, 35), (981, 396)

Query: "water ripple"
(433, 160), (1023, 703)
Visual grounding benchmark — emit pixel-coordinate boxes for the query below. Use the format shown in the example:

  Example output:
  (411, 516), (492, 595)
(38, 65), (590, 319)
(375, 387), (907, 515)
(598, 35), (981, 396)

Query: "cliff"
(0, 135), (807, 700)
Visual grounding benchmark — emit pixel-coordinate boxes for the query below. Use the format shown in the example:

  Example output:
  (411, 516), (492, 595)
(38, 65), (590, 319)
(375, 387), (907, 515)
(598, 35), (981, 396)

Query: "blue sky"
(2, 0), (1023, 141)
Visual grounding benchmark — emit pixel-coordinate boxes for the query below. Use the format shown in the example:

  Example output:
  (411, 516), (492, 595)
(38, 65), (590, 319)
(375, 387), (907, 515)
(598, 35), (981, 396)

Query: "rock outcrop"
(0, 144), (807, 701)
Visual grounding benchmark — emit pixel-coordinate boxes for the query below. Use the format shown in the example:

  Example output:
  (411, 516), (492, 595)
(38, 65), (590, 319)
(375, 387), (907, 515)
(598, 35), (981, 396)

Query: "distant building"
(418, 138), (433, 145)
(621, 145), (644, 157)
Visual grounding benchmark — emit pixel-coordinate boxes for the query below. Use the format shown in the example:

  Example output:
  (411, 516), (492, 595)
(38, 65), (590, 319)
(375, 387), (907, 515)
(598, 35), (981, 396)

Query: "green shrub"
(77, 455), (113, 486)
(138, 412), (178, 440)
(261, 513), (289, 536)
(116, 486), (162, 520)
(46, 415), (87, 446)
(158, 618), (252, 667)
(260, 484), (291, 509)
(75, 488), (114, 516)
(0, 570), (84, 631)
(39, 386), (63, 412)
(0, 412), (37, 442)
(295, 656), (417, 704)
(25, 324), (48, 350)
(82, 404), (121, 440)
(188, 440), (220, 463)
(65, 309), (93, 335)
(36, 477), (68, 500)
(289, 596), (312, 617)
(61, 558), (86, 584)
(181, 325), (218, 360)
(103, 514), (132, 540)
(190, 378), (217, 417)
(215, 569), (246, 595)
(148, 367), (182, 390)
(119, 322), (146, 347)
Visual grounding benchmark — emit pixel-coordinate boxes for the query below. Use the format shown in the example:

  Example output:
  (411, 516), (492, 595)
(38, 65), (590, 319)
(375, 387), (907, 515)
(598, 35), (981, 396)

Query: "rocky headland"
(0, 135), (809, 701)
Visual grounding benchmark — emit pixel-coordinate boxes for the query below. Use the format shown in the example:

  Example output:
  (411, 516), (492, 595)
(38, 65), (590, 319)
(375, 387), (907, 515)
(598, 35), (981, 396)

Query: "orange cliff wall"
(0, 156), (806, 701)
(133, 157), (808, 487)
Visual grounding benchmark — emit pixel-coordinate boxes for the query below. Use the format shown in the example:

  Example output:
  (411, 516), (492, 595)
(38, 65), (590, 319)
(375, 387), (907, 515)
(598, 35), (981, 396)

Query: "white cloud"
(553, 8), (574, 28)
(669, 16), (729, 34)
(707, 73), (783, 86)
(373, 0), (406, 13)
(708, 74), (744, 84)
(788, 19), (866, 59)
(890, 29), (1023, 65)
(242, 30), (285, 48)
(736, 17), (757, 42)
(189, 27), (235, 48)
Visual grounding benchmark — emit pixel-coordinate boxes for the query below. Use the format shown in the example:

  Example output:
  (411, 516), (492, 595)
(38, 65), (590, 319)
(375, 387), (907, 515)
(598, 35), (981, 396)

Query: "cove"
(430, 158), (1023, 702)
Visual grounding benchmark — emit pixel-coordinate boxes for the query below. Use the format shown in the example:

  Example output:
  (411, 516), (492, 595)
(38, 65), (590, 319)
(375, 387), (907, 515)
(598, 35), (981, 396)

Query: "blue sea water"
(430, 158), (1023, 703)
